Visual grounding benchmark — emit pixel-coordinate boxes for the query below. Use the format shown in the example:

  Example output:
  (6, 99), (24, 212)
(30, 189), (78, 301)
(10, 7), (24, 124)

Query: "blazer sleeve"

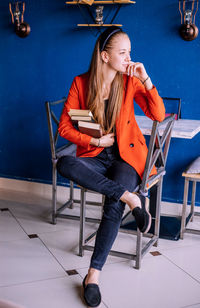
(133, 77), (165, 122)
(58, 76), (92, 148)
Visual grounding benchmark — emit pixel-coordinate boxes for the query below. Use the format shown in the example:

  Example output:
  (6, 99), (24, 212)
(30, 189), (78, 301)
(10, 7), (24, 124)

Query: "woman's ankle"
(86, 268), (100, 285)
(120, 191), (141, 211)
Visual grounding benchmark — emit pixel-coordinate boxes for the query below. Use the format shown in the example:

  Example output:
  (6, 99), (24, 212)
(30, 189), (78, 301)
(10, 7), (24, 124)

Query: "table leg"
(180, 178), (189, 239)
(190, 181), (196, 222)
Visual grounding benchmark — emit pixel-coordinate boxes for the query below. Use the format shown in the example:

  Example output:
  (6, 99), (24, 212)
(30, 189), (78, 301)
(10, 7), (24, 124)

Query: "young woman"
(57, 26), (165, 307)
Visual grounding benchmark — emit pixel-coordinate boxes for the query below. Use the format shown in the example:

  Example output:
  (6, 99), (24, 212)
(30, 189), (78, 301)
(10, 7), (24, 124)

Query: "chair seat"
(182, 156), (200, 179)
(182, 172), (200, 179)
(56, 143), (76, 158)
(183, 156), (200, 173)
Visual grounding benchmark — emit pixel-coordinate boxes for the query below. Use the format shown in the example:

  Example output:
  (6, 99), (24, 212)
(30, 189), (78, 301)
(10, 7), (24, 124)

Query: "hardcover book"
(71, 115), (93, 122)
(68, 109), (93, 117)
(78, 121), (102, 138)
(68, 109), (94, 123)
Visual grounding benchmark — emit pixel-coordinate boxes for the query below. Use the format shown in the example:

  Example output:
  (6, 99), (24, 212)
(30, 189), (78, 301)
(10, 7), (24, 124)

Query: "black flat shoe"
(82, 275), (101, 307)
(132, 192), (151, 234)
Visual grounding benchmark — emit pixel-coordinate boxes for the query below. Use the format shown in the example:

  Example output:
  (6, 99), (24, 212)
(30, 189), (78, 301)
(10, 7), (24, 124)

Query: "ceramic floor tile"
(39, 222), (125, 271)
(186, 215), (200, 231)
(181, 304), (200, 308)
(111, 227), (176, 265)
(0, 238), (66, 287)
(61, 201), (103, 221)
(106, 229), (158, 267)
(4, 197), (102, 235)
(149, 232), (200, 255)
(0, 210), (28, 242)
(0, 299), (24, 308)
(0, 186), (61, 208)
(79, 255), (200, 308)
(1, 188), (200, 308)
(111, 230), (138, 254)
(0, 276), (108, 308)
(38, 223), (93, 270)
(162, 244), (200, 283)
(0, 199), (68, 234)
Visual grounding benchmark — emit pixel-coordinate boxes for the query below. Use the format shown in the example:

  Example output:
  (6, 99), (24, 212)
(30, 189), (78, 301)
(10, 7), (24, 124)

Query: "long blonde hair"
(86, 31), (128, 134)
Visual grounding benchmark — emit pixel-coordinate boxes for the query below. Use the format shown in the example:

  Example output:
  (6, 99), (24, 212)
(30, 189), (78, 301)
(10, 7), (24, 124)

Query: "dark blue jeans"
(57, 146), (140, 270)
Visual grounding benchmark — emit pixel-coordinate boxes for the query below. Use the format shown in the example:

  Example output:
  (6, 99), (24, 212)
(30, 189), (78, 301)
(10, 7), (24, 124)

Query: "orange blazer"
(59, 73), (165, 179)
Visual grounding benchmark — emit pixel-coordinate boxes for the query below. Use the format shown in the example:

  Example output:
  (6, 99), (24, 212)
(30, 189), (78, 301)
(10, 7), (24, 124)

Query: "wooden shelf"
(66, 0), (135, 28)
(77, 23), (122, 26)
(66, 1), (135, 4)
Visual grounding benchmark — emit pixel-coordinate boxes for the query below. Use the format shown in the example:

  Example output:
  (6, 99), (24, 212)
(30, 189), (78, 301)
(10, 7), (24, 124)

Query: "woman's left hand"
(126, 61), (148, 83)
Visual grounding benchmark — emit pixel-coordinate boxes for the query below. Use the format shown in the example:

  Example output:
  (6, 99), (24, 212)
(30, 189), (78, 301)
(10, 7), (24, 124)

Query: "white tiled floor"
(0, 188), (200, 308)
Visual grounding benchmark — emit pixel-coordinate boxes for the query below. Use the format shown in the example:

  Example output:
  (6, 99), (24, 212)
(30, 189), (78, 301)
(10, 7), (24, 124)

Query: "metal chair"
(45, 98), (175, 268)
(45, 98), (104, 226)
(79, 115), (175, 269)
(180, 157), (200, 239)
(162, 97), (181, 120)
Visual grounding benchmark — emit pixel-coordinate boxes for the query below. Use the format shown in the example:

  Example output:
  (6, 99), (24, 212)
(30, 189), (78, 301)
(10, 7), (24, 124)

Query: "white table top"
(135, 116), (200, 139)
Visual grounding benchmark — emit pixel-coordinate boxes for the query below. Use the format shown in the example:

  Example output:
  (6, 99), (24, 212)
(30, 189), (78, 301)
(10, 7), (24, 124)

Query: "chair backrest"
(45, 98), (76, 163)
(140, 115), (175, 194)
(162, 97), (181, 120)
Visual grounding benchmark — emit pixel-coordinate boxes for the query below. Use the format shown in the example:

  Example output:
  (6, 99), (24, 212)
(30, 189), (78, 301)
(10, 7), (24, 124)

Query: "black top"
(104, 99), (119, 155)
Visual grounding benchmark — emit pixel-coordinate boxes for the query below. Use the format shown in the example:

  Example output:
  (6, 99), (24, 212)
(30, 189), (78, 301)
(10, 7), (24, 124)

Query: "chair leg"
(135, 228), (142, 269)
(79, 188), (86, 257)
(52, 163), (57, 225)
(180, 178), (189, 239)
(154, 179), (162, 247)
(149, 181), (162, 247)
(69, 180), (74, 209)
(190, 181), (196, 222)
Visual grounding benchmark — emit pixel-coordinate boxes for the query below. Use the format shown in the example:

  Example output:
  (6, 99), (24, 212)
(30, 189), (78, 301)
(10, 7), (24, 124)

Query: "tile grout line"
(101, 301), (109, 308)
(162, 254), (200, 285)
(180, 302), (200, 308)
(0, 275), (68, 289)
(5, 208), (31, 238)
(102, 300), (110, 308)
(36, 235), (71, 274)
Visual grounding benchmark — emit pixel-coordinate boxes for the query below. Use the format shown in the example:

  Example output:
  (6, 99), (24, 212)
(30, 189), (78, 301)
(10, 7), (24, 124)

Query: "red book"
(78, 121), (102, 138)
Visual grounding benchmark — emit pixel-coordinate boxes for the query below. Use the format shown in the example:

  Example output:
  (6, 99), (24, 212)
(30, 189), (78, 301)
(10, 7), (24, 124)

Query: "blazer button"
(129, 143), (134, 148)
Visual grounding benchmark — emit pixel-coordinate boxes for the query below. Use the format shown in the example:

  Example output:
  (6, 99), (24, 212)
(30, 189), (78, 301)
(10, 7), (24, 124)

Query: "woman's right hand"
(90, 133), (115, 148)
(99, 133), (115, 147)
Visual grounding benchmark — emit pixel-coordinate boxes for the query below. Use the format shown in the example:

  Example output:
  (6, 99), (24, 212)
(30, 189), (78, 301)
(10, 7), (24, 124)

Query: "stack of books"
(68, 109), (93, 123)
(68, 109), (102, 138)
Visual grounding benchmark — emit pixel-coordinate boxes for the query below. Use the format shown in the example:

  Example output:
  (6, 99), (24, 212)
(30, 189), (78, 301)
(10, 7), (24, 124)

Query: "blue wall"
(0, 0), (199, 204)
